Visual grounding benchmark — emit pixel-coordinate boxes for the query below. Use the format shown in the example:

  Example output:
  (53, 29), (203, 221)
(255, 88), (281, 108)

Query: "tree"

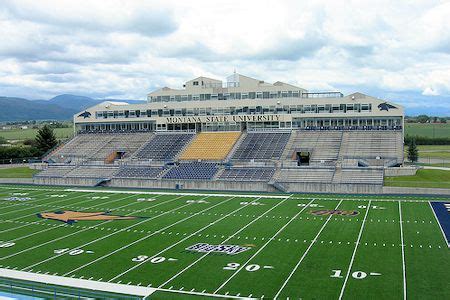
(35, 125), (57, 154)
(407, 138), (419, 163)
(416, 115), (429, 123)
(0, 136), (7, 145)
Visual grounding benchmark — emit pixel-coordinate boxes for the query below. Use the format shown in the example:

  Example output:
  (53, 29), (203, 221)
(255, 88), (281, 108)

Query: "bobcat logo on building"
(78, 111), (91, 119)
(377, 102), (397, 111)
(37, 210), (139, 224)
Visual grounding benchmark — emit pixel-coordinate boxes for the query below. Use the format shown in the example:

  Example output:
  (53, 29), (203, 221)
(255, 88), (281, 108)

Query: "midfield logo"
(311, 209), (359, 216)
(37, 210), (139, 224)
(186, 243), (252, 255)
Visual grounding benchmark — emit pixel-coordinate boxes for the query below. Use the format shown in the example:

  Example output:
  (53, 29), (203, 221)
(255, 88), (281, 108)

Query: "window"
(193, 81), (199, 86)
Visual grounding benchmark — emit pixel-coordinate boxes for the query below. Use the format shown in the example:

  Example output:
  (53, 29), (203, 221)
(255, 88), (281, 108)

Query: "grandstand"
(34, 73), (405, 193)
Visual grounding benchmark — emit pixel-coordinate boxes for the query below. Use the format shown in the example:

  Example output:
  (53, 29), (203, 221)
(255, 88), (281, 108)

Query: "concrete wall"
(280, 182), (383, 194)
(33, 177), (100, 186)
(383, 186), (450, 195)
(384, 167), (418, 177)
(109, 178), (277, 192)
(0, 178), (33, 184)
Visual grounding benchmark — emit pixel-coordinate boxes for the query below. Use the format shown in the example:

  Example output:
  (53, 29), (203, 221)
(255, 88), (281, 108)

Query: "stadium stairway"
(225, 131), (248, 161)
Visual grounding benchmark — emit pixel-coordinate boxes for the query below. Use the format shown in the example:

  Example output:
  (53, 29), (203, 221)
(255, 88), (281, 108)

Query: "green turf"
(384, 169), (450, 189)
(0, 128), (73, 141)
(405, 123), (450, 138)
(0, 167), (39, 178)
(0, 186), (448, 299)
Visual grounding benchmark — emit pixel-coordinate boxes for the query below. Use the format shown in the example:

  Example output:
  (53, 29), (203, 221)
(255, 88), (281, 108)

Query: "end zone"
(429, 202), (450, 247)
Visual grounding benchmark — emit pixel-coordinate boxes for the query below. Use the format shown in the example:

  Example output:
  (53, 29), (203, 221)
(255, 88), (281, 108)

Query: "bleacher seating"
(162, 162), (218, 180)
(180, 132), (241, 160)
(283, 131), (343, 163)
(114, 166), (166, 179)
(64, 166), (118, 178)
(134, 133), (194, 160)
(90, 133), (152, 160)
(232, 132), (290, 160)
(332, 168), (384, 185)
(277, 168), (335, 183)
(48, 133), (152, 163)
(218, 168), (275, 182)
(339, 131), (403, 161)
(34, 166), (75, 177)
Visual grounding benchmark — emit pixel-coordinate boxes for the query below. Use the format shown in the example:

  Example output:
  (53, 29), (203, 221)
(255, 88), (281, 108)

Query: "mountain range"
(0, 94), (145, 122)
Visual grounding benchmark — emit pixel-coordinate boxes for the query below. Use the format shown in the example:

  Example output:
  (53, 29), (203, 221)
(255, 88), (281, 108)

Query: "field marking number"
(54, 248), (85, 255)
(0, 241), (15, 248)
(224, 263), (261, 272)
(132, 255), (166, 264)
(358, 205), (385, 210)
(331, 269), (380, 279)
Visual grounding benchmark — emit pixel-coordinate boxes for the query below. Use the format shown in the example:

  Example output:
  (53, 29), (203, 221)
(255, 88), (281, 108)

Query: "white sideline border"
(0, 269), (251, 299)
(0, 268), (155, 297)
(65, 188), (288, 199)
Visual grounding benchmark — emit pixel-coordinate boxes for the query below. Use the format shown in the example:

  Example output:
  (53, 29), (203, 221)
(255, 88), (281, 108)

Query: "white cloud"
(0, 0), (448, 115)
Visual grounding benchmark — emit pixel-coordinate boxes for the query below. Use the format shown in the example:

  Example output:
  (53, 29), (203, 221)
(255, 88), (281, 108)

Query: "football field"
(0, 185), (448, 299)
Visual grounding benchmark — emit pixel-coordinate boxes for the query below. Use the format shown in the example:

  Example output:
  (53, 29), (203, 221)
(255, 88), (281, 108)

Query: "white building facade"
(74, 74), (404, 133)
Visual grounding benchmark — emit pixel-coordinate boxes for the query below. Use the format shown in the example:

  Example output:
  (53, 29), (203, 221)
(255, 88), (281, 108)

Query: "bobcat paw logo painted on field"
(310, 209), (359, 216)
(37, 210), (139, 224)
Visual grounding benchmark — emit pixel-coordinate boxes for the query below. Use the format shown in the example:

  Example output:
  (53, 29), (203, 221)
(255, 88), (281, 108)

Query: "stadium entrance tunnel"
(297, 151), (310, 166)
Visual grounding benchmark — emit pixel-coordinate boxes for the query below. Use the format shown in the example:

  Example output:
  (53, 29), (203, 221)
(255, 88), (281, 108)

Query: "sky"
(0, 0), (449, 115)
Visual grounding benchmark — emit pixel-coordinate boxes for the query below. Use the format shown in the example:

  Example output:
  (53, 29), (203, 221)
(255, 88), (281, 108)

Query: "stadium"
(0, 73), (448, 299)
(36, 73), (405, 194)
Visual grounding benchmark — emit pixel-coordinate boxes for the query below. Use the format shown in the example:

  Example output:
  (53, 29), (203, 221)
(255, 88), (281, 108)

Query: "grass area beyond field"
(0, 186), (448, 299)
(405, 123), (450, 138)
(0, 167), (38, 178)
(384, 169), (450, 189)
(0, 127), (73, 141)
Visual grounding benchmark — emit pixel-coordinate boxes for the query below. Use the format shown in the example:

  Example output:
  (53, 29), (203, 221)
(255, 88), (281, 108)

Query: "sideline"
(0, 268), (156, 297)
(65, 188), (289, 198)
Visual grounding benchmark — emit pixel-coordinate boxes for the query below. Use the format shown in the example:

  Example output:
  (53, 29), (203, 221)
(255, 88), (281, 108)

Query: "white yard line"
(1, 195), (186, 263)
(0, 189), (55, 210)
(274, 199), (343, 298)
(20, 195), (192, 270)
(0, 192), (107, 234)
(107, 196), (268, 282)
(7, 193), (158, 243)
(213, 198), (316, 294)
(398, 201), (407, 300)
(0, 192), (140, 236)
(337, 200), (372, 300)
(0, 190), (103, 218)
(0, 190), (79, 216)
(428, 201), (450, 247)
(159, 195), (294, 288)
(63, 196), (236, 276)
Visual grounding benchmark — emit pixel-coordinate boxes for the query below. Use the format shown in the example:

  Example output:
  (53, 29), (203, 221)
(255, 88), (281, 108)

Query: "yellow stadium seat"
(180, 132), (241, 160)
